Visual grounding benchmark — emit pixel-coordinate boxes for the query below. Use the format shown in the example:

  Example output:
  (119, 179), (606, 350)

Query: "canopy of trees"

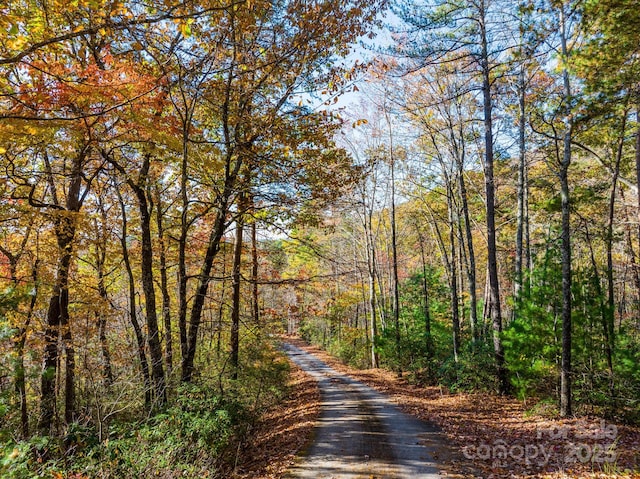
(280, 0), (640, 422)
(0, 0), (383, 475)
(1, 0), (639, 476)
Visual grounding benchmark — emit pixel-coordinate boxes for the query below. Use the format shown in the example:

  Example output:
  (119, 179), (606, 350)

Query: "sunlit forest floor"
(280, 337), (640, 479)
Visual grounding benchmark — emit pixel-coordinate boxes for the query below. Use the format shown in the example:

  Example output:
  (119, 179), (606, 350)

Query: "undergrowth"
(0, 339), (290, 479)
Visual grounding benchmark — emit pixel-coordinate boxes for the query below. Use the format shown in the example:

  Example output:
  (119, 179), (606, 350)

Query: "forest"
(1, 0), (639, 477)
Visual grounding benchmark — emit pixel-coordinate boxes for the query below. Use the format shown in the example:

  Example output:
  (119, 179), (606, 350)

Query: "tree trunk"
(231, 197), (246, 380)
(447, 187), (461, 362)
(636, 107), (640, 266)
(416, 226), (433, 361)
(94, 200), (114, 386)
(216, 241), (229, 355)
(426, 201), (459, 362)
(183, 207), (226, 380)
(559, 5), (573, 417)
(603, 116), (627, 377)
(105, 151), (165, 406)
(39, 153), (84, 432)
(524, 164), (532, 293)
(515, 62), (527, 310)
(182, 201), (229, 381)
(389, 150), (402, 375)
(363, 194), (379, 368)
(621, 188), (640, 311)
(178, 133), (189, 372)
(479, 0), (507, 394)
(251, 206), (260, 326)
(13, 257), (38, 438)
(635, 106), (640, 326)
(129, 157), (166, 408)
(368, 258), (379, 369)
(62, 313), (75, 425)
(154, 185), (173, 372)
(117, 187), (152, 408)
(559, 163), (572, 417)
(95, 250), (114, 387)
(583, 223), (614, 377)
(2, 229), (36, 437)
(458, 171), (478, 343)
(40, 222), (76, 431)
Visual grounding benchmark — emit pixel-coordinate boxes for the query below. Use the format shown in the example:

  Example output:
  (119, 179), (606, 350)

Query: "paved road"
(282, 343), (444, 479)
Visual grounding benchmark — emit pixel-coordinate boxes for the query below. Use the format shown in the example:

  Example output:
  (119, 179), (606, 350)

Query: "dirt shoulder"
(229, 362), (321, 479)
(283, 337), (640, 479)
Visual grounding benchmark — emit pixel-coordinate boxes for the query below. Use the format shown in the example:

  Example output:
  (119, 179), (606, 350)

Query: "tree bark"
(178, 131), (190, 372)
(39, 152), (84, 432)
(515, 62), (527, 309)
(231, 195), (246, 380)
(458, 170), (478, 343)
(362, 191), (379, 368)
(559, 4), (573, 417)
(447, 187), (461, 362)
(182, 193), (232, 382)
(106, 152), (166, 407)
(154, 185), (173, 372)
(389, 148), (402, 374)
(251, 202), (260, 326)
(479, 0), (507, 394)
(132, 157), (166, 408)
(117, 187), (152, 407)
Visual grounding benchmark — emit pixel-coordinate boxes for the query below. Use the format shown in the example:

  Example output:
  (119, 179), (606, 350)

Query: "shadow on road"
(282, 343), (445, 479)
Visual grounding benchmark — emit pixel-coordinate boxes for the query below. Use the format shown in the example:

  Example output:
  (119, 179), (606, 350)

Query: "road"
(282, 343), (444, 479)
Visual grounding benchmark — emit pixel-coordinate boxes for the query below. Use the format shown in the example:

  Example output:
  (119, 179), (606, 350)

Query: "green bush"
(1, 436), (63, 479)
(1, 337), (294, 478)
(325, 326), (370, 368)
(437, 340), (499, 392)
(504, 246), (640, 421)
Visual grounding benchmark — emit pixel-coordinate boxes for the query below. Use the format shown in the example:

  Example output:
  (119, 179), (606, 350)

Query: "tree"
(179, 0), (384, 381)
(528, 0), (582, 418)
(403, 57), (482, 346)
(580, 0), (640, 241)
(391, 0), (511, 392)
(558, 1), (575, 417)
(104, 151), (167, 407)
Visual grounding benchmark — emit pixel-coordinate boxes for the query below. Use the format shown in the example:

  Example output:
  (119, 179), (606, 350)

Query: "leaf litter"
(224, 337), (639, 478)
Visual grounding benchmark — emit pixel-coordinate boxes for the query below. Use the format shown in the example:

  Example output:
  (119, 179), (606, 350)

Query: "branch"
(0, 1), (240, 66)
(0, 85), (161, 121)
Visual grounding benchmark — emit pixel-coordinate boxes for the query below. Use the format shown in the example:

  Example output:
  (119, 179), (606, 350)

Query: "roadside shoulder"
(228, 361), (321, 479)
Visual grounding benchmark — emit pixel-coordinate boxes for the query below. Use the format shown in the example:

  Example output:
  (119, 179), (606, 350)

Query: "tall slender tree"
(391, 0), (511, 392)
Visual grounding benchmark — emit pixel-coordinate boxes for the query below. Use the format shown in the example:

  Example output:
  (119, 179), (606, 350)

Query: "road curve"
(282, 343), (444, 479)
